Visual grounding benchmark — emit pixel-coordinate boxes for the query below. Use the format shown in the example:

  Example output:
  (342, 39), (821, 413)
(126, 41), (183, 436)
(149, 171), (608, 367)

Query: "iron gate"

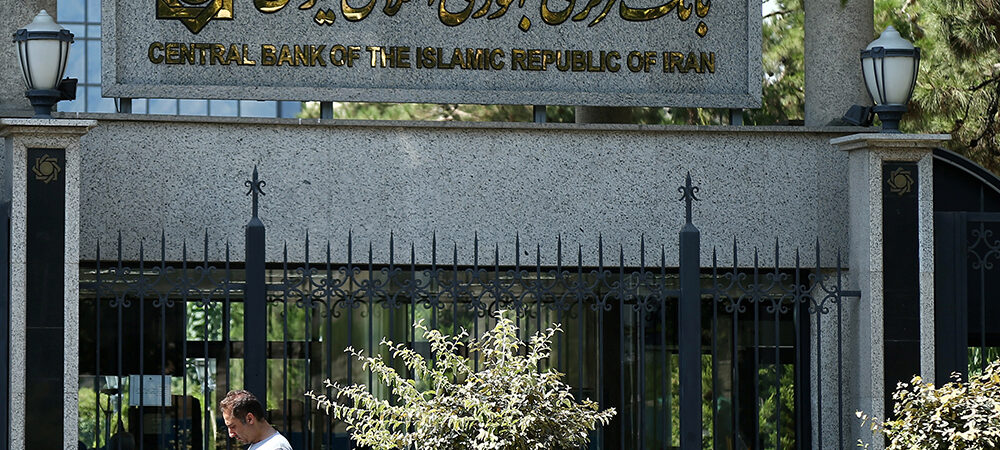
(935, 211), (1000, 379)
(931, 147), (1000, 388)
(77, 171), (858, 450)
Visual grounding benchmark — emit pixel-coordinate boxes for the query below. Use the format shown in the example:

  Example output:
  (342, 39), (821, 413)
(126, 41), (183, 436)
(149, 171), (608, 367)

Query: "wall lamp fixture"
(860, 26), (920, 133)
(13, 10), (77, 119)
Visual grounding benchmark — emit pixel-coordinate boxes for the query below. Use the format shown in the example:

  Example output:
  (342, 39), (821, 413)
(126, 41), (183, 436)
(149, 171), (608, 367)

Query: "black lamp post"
(860, 26), (920, 133)
(13, 10), (77, 118)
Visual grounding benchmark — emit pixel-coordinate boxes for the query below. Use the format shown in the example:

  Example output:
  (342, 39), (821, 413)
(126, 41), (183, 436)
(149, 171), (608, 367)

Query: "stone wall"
(76, 115), (862, 266)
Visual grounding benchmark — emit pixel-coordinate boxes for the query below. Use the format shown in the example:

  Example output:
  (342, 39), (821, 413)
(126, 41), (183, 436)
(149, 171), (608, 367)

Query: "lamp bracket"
(58, 78), (77, 100)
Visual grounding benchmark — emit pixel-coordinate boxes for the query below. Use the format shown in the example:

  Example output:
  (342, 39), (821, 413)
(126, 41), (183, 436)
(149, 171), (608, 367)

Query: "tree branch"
(969, 75), (1000, 92)
(763, 9), (794, 20)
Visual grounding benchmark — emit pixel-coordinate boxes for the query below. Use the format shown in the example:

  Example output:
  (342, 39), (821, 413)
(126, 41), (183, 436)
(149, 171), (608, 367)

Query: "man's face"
(222, 408), (253, 443)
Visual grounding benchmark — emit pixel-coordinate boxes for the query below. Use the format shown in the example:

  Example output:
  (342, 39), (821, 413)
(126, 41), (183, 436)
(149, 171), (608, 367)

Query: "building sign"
(102, 0), (761, 107)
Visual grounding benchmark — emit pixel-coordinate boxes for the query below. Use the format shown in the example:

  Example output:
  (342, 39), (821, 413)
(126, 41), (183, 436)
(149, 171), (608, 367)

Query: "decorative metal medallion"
(157, 0), (234, 34)
(31, 154), (61, 184)
(887, 167), (914, 196)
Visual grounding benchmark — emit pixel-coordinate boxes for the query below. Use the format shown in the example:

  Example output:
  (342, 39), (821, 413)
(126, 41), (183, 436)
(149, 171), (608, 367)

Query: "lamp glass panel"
(882, 56), (916, 104)
(861, 55), (915, 105)
(16, 43), (31, 88)
(20, 39), (64, 89)
(59, 39), (70, 83)
(862, 57), (879, 103)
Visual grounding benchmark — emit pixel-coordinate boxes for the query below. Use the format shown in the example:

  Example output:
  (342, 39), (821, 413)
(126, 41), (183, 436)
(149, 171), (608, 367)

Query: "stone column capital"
(831, 133), (951, 154)
(0, 118), (96, 142)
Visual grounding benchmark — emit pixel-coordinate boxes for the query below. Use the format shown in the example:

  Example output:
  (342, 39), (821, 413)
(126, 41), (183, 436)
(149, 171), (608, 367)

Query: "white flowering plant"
(306, 311), (616, 450)
(857, 360), (1000, 449)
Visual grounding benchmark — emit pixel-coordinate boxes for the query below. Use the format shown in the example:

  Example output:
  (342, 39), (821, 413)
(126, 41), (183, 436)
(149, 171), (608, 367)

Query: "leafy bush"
(857, 360), (1000, 449)
(306, 311), (616, 450)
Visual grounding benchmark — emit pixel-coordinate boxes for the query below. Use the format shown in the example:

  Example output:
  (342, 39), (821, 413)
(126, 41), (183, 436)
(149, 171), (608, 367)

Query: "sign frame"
(102, 0), (762, 107)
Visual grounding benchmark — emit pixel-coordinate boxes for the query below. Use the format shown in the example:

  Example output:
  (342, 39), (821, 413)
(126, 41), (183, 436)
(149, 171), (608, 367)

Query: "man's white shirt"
(247, 430), (293, 450)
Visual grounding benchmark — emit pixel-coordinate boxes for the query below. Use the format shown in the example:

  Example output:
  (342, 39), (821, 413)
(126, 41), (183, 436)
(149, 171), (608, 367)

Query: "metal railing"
(77, 170), (858, 450)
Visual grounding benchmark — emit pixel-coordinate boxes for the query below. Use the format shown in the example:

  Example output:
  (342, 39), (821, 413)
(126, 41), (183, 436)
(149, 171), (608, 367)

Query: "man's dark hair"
(220, 390), (266, 423)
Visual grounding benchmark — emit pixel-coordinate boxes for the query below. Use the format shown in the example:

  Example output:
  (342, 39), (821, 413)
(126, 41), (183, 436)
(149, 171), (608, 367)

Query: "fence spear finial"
(678, 171), (700, 224)
(245, 165), (267, 219)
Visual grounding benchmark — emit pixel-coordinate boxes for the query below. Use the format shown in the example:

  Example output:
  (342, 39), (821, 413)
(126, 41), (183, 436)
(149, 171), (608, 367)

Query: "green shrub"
(857, 360), (1000, 449)
(306, 311), (616, 450)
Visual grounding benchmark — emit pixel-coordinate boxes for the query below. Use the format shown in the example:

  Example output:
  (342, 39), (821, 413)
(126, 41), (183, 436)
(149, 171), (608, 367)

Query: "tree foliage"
(301, 102), (542, 122)
(752, 0), (1000, 170)
(306, 311), (615, 450)
(877, 0), (1000, 172)
(857, 360), (1000, 449)
(748, 0), (805, 126)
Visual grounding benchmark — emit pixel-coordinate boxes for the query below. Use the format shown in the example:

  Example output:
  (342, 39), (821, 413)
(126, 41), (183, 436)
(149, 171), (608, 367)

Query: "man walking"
(220, 390), (293, 450)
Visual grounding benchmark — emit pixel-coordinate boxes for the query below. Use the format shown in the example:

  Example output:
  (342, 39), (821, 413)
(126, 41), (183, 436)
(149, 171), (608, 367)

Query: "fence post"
(678, 173), (702, 450)
(245, 167), (267, 404)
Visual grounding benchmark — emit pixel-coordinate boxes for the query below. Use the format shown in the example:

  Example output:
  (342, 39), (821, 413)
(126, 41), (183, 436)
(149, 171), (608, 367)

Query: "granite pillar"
(1, 118), (95, 450)
(804, 0), (873, 126)
(831, 133), (948, 449)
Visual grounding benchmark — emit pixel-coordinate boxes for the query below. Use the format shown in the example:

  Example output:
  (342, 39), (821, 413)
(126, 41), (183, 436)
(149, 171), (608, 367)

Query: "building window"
(55, 0), (303, 118)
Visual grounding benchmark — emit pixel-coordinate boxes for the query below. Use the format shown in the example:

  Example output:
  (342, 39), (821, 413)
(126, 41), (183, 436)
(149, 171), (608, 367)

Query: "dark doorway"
(933, 148), (1000, 381)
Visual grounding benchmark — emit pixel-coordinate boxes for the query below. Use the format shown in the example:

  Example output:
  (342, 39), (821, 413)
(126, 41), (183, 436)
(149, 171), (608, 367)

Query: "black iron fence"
(1, 197), (9, 450)
(78, 171), (859, 450)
